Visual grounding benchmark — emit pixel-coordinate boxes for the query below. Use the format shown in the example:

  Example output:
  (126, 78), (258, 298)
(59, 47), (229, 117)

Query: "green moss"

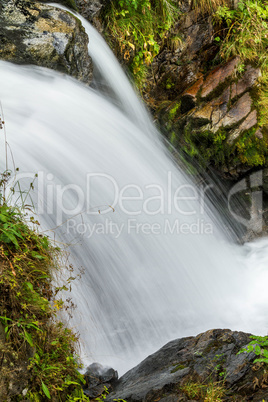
(171, 363), (186, 373)
(168, 102), (180, 120)
(165, 77), (175, 90)
(180, 378), (226, 400)
(234, 128), (268, 166)
(170, 131), (177, 145)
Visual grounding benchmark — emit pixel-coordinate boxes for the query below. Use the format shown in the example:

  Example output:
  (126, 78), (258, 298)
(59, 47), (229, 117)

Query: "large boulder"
(107, 329), (268, 401)
(0, 0), (92, 83)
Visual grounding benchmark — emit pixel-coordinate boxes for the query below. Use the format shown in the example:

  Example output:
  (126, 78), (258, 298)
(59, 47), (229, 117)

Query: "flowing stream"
(0, 9), (268, 375)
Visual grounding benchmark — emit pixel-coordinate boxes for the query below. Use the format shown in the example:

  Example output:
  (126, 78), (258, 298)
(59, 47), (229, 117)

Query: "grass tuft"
(0, 200), (88, 400)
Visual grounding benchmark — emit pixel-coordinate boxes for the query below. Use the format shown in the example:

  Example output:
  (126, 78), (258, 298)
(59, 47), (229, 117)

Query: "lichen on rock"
(0, 0), (92, 84)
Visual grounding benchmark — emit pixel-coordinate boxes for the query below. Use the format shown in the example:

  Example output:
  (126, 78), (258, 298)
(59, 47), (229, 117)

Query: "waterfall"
(0, 11), (268, 375)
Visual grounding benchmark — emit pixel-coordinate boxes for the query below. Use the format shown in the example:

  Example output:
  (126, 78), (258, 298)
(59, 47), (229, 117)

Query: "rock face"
(0, 0), (92, 83)
(187, 62), (260, 141)
(148, 6), (216, 104)
(159, 56), (265, 178)
(133, 3), (266, 178)
(107, 329), (268, 401)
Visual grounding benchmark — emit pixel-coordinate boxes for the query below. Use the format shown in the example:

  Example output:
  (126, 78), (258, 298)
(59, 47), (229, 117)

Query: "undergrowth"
(192, 0), (228, 14)
(104, 0), (179, 89)
(181, 379), (226, 401)
(183, 125), (268, 170)
(0, 182), (88, 400)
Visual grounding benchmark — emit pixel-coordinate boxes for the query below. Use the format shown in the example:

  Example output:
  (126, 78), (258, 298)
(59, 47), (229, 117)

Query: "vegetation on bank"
(193, 0), (268, 171)
(103, 0), (228, 90)
(104, 0), (179, 88)
(0, 184), (89, 400)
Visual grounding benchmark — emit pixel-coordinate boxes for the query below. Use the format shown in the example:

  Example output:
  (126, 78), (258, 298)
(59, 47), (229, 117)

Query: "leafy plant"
(238, 335), (268, 365)
(105, 0), (178, 89)
(0, 200), (89, 400)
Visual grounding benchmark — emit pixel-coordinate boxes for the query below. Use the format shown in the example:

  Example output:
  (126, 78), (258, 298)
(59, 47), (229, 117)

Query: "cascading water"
(0, 11), (268, 375)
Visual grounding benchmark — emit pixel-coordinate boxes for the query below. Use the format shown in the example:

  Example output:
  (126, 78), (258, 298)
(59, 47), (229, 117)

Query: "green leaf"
(24, 331), (33, 347)
(262, 349), (268, 358)
(25, 282), (34, 292)
(34, 353), (40, 363)
(254, 345), (261, 355)
(41, 381), (51, 399)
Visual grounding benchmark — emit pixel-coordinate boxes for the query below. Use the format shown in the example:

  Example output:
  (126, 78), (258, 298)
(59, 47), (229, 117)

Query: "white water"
(0, 13), (268, 375)
(50, 3), (156, 138)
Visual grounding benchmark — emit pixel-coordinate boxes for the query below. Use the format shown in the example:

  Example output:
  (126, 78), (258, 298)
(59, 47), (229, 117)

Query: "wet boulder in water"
(83, 363), (118, 398)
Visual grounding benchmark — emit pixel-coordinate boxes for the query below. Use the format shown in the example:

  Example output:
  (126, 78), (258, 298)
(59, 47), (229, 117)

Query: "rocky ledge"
(0, 0), (92, 83)
(85, 329), (268, 401)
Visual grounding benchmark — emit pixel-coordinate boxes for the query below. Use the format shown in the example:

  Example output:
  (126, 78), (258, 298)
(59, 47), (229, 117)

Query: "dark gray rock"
(76, 0), (111, 23)
(107, 329), (268, 401)
(83, 362), (118, 398)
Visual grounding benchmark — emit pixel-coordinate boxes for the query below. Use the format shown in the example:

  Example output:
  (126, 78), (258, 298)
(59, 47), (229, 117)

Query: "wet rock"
(231, 66), (261, 99)
(76, 0), (111, 23)
(255, 128), (263, 139)
(160, 58), (264, 178)
(182, 77), (203, 100)
(83, 362), (118, 398)
(0, 0), (92, 83)
(200, 57), (239, 98)
(191, 90), (253, 135)
(228, 109), (258, 144)
(107, 329), (267, 402)
(215, 92), (252, 129)
(149, 9), (216, 103)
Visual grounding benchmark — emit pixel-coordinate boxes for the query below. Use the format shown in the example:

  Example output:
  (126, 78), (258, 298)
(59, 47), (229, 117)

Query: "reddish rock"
(231, 66), (261, 99)
(192, 92), (253, 135)
(228, 109), (257, 144)
(220, 92), (252, 128)
(201, 57), (240, 98)
(193, 87), (230, 122)
(182, 76), (203, 99)
(239, 109), (258, 131)
(193, 103), (213, 121)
